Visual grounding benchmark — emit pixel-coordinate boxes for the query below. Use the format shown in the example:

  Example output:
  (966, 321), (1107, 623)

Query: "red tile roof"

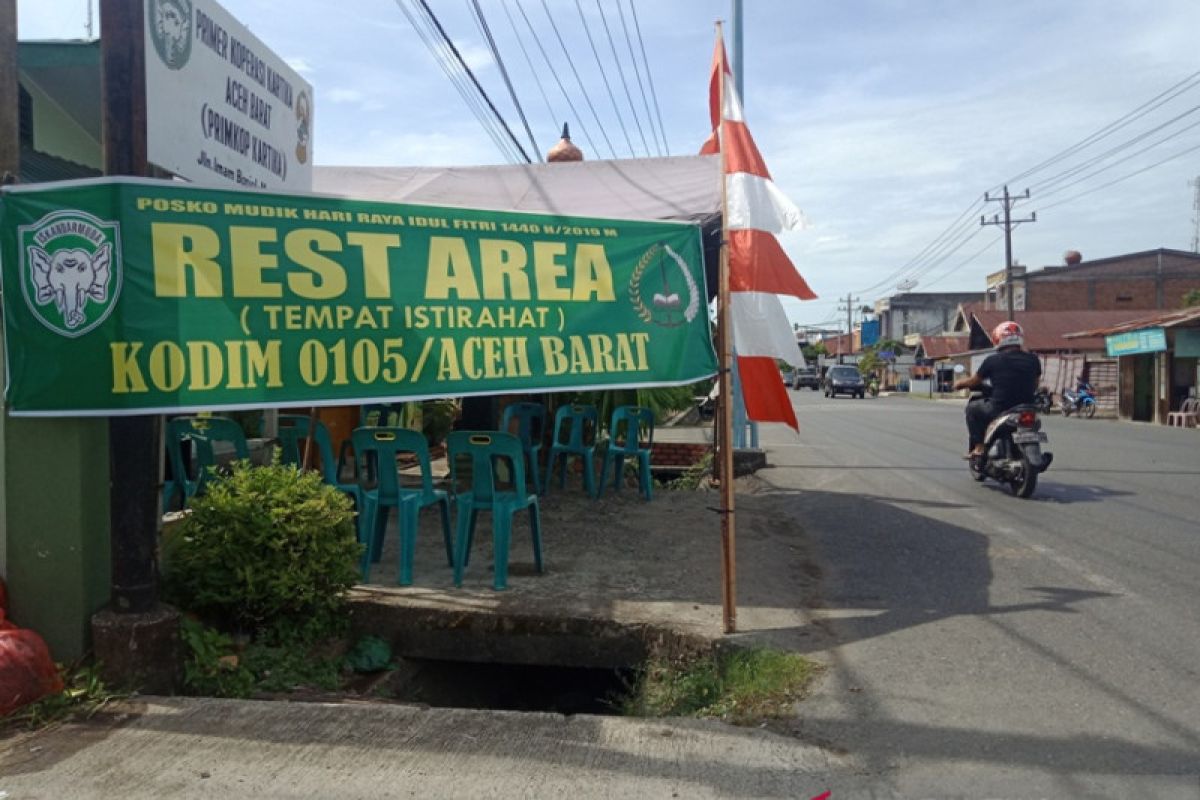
(1063, 305), (1200, 337)
(918, 335), (970, 359)
(968, 310), (1159, 352)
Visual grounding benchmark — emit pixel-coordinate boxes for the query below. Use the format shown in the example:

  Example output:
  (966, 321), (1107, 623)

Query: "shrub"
(164, 461), (361, 635)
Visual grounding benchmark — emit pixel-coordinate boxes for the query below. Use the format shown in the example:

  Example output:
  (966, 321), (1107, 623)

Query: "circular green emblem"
(149, 0), (193, 70)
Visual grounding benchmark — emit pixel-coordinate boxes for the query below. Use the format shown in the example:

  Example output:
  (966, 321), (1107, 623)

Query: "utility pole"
(1190, 177), (1200, 253)
(837, 292), (859, 363)
(91, 0), (180, 693)
(982, 186), (1036, 318)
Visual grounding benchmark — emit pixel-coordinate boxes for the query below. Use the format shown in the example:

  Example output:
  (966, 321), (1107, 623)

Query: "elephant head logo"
(19, 211), (123, 338)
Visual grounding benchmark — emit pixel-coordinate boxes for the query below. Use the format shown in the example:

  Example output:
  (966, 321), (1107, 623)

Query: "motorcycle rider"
(952, 321), (1042, 459)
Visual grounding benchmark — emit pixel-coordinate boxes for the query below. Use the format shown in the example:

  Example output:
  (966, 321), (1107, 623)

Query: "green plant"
(163, 461), (361, 635)
(179, 617), (343, 697)
(179, 617), (256, 697)
(666, 450), (714, 491)
(421, 398), (459, 446)
(1, 662), (124, 731)
(568, 386), (696, 434)
(623, 647), (817, 724)
(1184, 288), (1200, 307)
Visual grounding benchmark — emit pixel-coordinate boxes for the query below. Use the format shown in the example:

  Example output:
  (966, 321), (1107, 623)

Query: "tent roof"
(313, 155), (721, 224)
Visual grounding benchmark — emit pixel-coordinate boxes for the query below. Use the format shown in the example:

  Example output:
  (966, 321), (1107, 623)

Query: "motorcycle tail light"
(1018, 410), (1037, 427)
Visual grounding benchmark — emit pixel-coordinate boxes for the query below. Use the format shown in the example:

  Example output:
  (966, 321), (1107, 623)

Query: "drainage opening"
(383, 658), (635, 716)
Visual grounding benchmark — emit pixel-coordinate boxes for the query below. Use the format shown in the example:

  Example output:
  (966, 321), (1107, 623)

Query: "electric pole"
(837, 292), (859, 362)
(1190, 176), (1200, 253)
(981, 186), (1036, 317)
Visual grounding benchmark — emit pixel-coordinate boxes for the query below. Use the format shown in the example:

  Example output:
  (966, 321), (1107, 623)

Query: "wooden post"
(0, 0), (17, 183)
(714, 22), (737, 634)
(302, 407), (319, 470)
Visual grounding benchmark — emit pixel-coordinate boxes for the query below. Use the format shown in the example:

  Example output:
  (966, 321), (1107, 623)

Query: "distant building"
(14, 40), (102, 182)
(994, 249), (1200, 312)
(874, 291), (985, 344)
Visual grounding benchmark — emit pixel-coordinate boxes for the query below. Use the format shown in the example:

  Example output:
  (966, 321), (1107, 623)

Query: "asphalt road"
(758, 388), (1200, 798)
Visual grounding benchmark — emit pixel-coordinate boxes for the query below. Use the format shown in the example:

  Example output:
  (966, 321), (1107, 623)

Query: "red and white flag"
(702, 35), (816, 430)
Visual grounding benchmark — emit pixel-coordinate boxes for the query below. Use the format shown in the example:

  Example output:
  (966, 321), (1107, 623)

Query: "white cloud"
(285, 57), (315, 75)
(326, 88), (366, 104)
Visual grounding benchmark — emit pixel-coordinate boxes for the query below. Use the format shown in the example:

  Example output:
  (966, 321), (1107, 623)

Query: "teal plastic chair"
(350, 403), (409, 482)
(277, 412), (362, 506)
(500, 401), (546, 494)
(599, 405), (655, 501)
(163, 416), (249, 512)
(545, 404), (598, 498)
(447, 431), (543, 591)
(350, 427), (453, 585)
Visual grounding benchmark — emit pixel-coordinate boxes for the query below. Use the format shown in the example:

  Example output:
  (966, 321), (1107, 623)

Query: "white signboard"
(144, 0), (313, 191)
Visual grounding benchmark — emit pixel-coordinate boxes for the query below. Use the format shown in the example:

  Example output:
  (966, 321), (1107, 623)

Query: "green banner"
(1, 178), (716, 416)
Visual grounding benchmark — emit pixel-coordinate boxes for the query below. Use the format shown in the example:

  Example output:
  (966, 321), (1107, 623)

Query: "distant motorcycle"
(967, 386), (1054, 498)
(1033, 388), (1053, 414)
(868, 378), (880, 398)
(1060, 384), (1096, 418)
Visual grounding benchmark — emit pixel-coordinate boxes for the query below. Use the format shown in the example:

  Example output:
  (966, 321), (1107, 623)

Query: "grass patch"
(622, 646), (817, 724)
(1, 662), (125, 732)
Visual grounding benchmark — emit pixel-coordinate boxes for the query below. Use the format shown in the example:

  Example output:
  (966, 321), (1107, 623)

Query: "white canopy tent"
(313, 155), (721, 224)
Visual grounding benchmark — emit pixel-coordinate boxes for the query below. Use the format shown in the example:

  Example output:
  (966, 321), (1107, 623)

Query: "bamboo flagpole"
(714, 21), (738, 634)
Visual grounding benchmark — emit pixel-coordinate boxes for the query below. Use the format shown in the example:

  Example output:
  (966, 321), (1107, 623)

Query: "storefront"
(1067, 309), (1200, 424)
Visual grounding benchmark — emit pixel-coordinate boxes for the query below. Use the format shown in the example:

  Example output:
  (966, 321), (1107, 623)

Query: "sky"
(17, 0), (1200, 331)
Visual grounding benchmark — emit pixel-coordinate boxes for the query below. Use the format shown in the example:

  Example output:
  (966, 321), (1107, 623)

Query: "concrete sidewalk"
(1, 425), (848, 799)
(0, 697), (839, 799)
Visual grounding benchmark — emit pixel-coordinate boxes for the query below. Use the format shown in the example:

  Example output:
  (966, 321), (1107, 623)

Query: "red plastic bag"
(0, 580), (64, 716)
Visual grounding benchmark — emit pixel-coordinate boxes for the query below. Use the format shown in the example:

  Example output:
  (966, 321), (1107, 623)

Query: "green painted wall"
(24, 77), (102, 170)
(1, 327), (111, 658)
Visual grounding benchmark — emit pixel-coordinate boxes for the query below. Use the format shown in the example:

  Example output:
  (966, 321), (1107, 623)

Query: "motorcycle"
(968, 387), (1054, 498)
(1060, 383), (1096, 418)
(867, 378), (880, 398)
(1033, 387), (1053, 414)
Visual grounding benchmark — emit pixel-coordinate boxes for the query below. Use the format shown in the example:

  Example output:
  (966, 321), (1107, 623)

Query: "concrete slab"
(0, 697), (841, 799)
(350, 473), (822, 666)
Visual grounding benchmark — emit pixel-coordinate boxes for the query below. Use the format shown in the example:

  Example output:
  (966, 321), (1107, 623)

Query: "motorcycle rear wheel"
(1009, 451), (1038, 498)
(1083, 400), (1096, 419)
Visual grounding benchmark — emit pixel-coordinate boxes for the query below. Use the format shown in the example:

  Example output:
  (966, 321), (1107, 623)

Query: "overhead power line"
(596, 0), (650, 157)
(616, 0), (661, 156)
(500, 0), (561, 142)
(396, 0), (522, 163)
(881, 68), (1200, 299)
(997, 68), (1200, 191)
(1039, 139), (1200, 213)
(573, 0), (635, 156)
(1030, 105), (1200, 195)
(416, 0), (532, 163)
(1035, 112), (1200, 201)
(469, 0), (542, 161)
(539, 0), (617, 158)
(629, 2), (669, 155)
(512, 0), (601, 156)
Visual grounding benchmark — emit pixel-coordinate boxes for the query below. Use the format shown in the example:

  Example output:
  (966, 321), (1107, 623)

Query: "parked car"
(824, 365), (866, 398)
(792, 366), (821, 391)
